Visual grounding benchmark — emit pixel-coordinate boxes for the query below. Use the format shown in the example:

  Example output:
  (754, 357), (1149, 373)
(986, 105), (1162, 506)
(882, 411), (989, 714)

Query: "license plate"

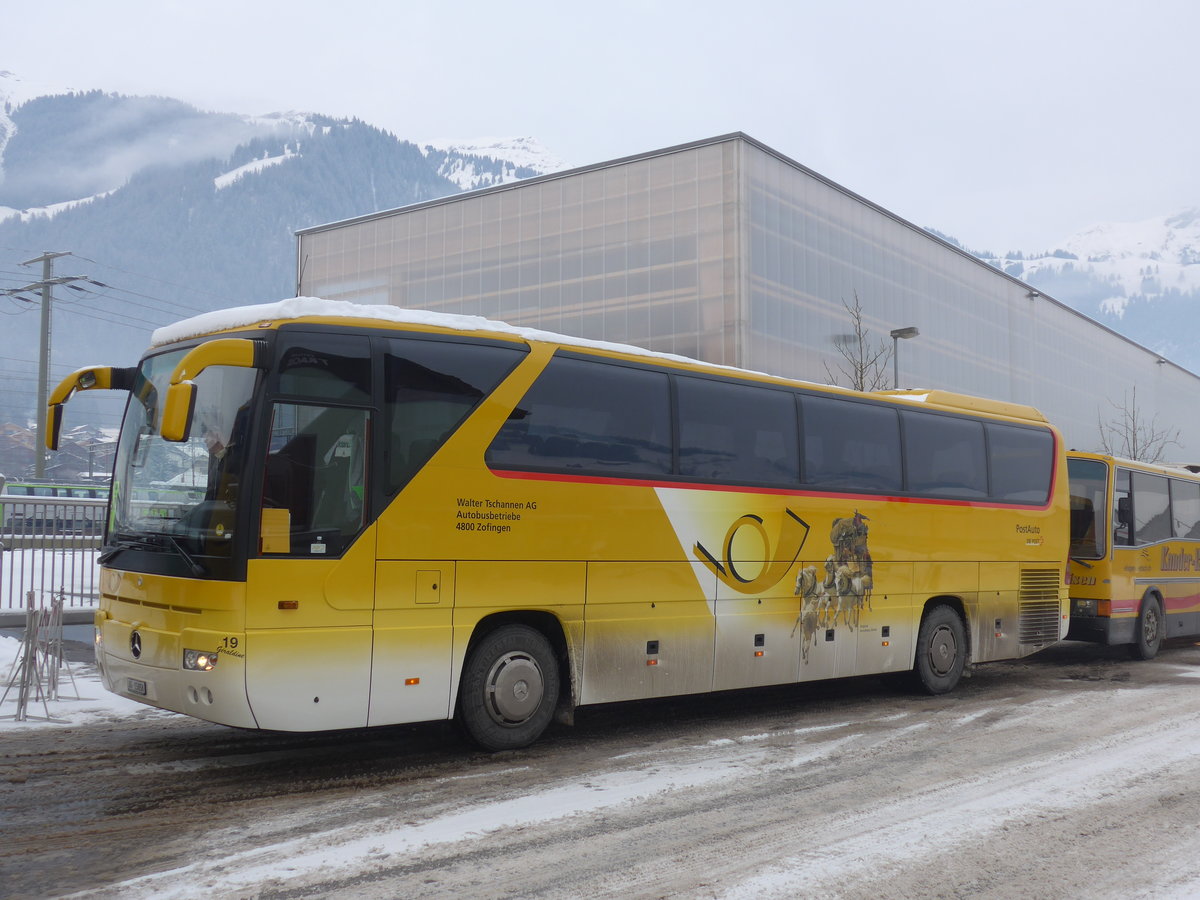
(127, 678), (148, 696)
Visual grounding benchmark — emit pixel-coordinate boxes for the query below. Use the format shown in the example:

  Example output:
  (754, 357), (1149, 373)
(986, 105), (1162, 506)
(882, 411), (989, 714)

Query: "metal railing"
(1, 496), (104, 619)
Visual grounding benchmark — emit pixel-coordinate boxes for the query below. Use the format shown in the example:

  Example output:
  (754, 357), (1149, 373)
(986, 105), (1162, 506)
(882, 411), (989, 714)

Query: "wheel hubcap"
(928, 624), (958, 676)
(485, 651), (544, 726)
(1144, 607), (1160, 643)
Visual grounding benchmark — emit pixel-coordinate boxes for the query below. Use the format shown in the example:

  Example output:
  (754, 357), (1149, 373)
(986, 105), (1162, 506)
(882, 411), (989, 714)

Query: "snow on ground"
(0, 633), (167, 729)
(35, 677), (1200, 900)
(6, 633), (1200, 898)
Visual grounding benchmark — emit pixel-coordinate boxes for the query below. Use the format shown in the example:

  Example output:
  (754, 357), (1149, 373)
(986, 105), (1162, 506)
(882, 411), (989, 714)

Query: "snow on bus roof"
(146, 299), (1047, 421)
(150, 296), (771, 376)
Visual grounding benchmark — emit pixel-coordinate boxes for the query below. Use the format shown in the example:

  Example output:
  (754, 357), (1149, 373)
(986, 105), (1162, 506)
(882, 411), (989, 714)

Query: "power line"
(77, 255), (239, 309)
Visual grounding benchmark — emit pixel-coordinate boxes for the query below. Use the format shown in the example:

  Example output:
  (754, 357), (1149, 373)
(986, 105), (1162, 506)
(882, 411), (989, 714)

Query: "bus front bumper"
(97, 622), (258, 729)
(1066, 614), (1135, 646)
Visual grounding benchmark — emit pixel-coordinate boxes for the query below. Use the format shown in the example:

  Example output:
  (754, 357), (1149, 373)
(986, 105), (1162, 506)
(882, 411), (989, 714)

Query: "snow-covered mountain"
(421, 136), (569, 191)
(0, 71), (566, 215)
(970, 210), (1200, 369)
(0, 79), (567, 470)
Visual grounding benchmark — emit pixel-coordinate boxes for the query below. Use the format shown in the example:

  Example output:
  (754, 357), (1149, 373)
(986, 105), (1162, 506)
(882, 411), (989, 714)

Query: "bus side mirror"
(46, 366), (136, 450)
(161, 382), (198, 442)
(160, 339), (265, 443)
(1116, 496), (1132, 528)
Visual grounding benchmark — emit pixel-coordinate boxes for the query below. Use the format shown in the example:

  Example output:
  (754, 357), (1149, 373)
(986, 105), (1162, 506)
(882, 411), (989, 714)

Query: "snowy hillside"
(422, 136), (569, 190)
(0, 69), (77, 110)
(968, 208), (1200, 371)
(981, 210), (1200, 317)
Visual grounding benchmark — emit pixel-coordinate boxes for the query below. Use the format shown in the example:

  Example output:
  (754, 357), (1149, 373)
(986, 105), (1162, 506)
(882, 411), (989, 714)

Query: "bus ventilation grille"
(1018, 567), (1061, 645)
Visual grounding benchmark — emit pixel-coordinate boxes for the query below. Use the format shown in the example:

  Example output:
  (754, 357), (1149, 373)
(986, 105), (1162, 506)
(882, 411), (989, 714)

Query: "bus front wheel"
(913, 604), (966, 694)
(457, 625), (560, 751)
(1129, 595), (1164, 661)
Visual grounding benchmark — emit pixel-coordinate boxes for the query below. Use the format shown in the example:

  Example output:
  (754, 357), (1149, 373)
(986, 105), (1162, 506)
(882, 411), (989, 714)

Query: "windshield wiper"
(98, 533), (160, 565)
(99, 532), (207, 576)
(163, 533), (207, 577)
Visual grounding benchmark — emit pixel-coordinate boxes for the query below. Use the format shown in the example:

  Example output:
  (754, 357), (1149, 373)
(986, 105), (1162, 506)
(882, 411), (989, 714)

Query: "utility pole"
(2, 252), (90, 478)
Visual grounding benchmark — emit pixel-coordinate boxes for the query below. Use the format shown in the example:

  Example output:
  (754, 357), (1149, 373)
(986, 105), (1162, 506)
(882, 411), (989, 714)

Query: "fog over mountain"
(0, 72), (1195, 446)
(0, 76), (566, 440)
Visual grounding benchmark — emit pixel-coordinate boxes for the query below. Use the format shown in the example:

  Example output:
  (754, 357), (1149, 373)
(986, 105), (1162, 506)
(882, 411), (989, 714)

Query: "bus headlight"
(1073, 599), (1097, 617)
(183, 649), (218, 671)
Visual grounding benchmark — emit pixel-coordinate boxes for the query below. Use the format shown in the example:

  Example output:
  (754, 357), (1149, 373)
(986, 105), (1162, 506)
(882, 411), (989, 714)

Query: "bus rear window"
(987, 423), (1054, 503)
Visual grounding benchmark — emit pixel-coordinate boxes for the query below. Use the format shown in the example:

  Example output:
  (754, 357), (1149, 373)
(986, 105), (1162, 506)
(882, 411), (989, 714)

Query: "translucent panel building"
(296, 133), (1200, 455)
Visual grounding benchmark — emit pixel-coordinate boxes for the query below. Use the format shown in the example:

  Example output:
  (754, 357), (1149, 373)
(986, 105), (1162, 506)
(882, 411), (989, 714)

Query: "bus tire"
(1129, 594), (1164, 661)
(913, 604), (966, 695)
(457, 625), (559, 751)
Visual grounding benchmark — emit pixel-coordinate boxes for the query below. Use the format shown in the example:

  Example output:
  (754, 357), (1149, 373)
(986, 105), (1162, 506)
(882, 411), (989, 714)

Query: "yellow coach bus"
(48, 298), (1070, 749)
(1067, 451), (1200, 659)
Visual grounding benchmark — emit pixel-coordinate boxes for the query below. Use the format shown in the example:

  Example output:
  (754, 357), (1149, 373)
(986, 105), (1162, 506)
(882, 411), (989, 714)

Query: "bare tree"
(1096, 386), (1181, 463)
(824, 292), (893, 392)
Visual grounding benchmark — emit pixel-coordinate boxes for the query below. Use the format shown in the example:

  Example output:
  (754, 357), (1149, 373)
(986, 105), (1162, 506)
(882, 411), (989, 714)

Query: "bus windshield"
(1068, 456), (1108, 560)
(107, 346), (258, 572)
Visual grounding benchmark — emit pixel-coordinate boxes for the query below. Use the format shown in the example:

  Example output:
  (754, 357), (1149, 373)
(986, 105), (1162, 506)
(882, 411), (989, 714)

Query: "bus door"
(247, 400), (374, 730)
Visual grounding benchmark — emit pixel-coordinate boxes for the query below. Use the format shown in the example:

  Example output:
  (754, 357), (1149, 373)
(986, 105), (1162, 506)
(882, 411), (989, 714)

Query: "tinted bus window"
(1171, 478), (1200, 538)
(902, 411), (987, 497)
(1132, 472), (1171, 544)
(488, 356), (671, 477)
(1067, 457), (1107, 558)
(676, 377), (799, 485)
(1113, 468), (1133, 546)
(383, 338), (527, 492)
(802, 396), (901, 493)
(276, 333), (371, 403)
(987, 424), (1054, 503)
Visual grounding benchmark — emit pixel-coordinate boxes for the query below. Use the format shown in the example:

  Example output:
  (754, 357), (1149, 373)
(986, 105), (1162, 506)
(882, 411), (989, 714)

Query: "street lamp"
(890, 326), (919, 389)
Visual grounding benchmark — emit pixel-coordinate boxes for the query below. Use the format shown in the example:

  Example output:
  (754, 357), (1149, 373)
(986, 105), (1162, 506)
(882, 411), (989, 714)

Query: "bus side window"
(487, 356), (672, 477)
(1169, 477), (1200, 539)
(1113, 468), (1133, 546)
(1131, 472), (1171, 544)
(260, 406), (369, 556)
(676, 376), (799, 486)
(802, 396), (902, 494)
(987, 423), (1054, 503)
(900, 410), (987, 498)
(384, 338), (527, 493)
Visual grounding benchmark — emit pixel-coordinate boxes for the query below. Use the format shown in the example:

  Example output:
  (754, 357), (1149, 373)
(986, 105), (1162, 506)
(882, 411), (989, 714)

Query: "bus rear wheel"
(1129, 595), (1164, 661)
(457, 625), (559, 751)
(913, 604), (966, 694)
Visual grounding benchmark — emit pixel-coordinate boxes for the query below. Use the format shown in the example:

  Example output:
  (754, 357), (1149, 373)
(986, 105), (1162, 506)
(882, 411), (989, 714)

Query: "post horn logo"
(694, 508), (810, 593)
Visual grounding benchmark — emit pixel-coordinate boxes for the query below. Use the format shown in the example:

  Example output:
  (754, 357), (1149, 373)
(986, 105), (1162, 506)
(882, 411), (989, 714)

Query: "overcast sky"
(5, 0), (1196, 252)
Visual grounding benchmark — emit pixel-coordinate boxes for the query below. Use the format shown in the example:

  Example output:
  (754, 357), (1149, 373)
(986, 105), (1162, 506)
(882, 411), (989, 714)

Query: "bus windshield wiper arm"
(98, 532), (207, 576)
(163, 533), (207, 577)
(98, 534), (159, 565)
